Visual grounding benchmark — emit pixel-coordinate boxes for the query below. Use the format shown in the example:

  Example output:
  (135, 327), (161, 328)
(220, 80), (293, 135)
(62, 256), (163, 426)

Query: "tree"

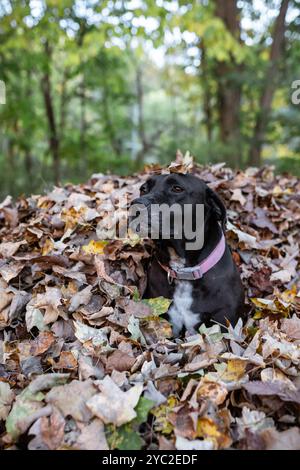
(249, 0), (290, 166)
(41, 40), (61, 184)
(1, 0), (300, 199)
(214, 0), (242, 155)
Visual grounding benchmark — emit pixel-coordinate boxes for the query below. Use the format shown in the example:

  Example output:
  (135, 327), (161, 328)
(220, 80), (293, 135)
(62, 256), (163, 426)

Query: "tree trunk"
(77, 24), (88, 174)
(249, 0), (290, 166)
(102, 88), (122, 158)
(24, 69), (33, 181)
(41, 41), (60, 184)
(215, 0), (242, 165)
(59, 69), (67, 140)
(79, 73), (87, 175)
(200, 43), (213, 143)
(135, 65), (147, 167)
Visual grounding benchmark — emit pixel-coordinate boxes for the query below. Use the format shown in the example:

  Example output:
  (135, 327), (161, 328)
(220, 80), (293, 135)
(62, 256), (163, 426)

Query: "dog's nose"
(130, 197), (151, 207)
(129, 197), (151, 236)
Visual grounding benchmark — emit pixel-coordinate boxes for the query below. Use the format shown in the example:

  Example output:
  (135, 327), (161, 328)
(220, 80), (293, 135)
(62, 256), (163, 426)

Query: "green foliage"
(273, 157), (300, 177)
(0, 0), (299, 198)
(6, 388), (45, 440)
(142, 297), (172, 316)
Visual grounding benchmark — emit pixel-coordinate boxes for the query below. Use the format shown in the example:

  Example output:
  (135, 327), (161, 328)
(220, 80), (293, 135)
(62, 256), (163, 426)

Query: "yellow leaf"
(221, 359), (247, 382)
(197, 417), (220, 438)
(253, 310), (262, 320)
(197, 417), (231, 449)
(272, 185), (292, 196)
(42, 238), (54, 256)
(121, 229), (142, 247)
(280, 286), (297, 303)
(152, 396), (178, 435)
(141, 318), (173, 341)
(143, 297), (172, 316)
(61, 207), (86, 230)
(251, 291), (293, 318)
(197, 380), (228, 405)
(251, 298), (272, 309)
(82, 240), (108, 255)
(227, 359), (246, 377)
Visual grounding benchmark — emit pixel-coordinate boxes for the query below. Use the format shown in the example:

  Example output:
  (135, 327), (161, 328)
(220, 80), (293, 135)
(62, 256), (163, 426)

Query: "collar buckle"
(176, 269), (196, 281)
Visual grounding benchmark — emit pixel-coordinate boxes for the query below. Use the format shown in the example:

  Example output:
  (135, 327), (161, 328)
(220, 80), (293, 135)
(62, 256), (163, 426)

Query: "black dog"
(131, 173), (244, 335)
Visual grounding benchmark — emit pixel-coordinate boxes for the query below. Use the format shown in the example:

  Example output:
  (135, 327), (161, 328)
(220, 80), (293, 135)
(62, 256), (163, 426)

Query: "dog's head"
(130, 174), (227, 242)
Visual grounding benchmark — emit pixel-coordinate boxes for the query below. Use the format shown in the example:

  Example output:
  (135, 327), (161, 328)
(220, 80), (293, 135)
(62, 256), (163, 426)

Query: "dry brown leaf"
(196, 380), (228, 405)
(261, 427), (300, 450)
(0, 160), (300, 450)
(31, 287), (63, 324)
(46, 379), (96, 422)
(30, 331), (56, 356)
(0, 382), (15, 420)
(86, 375), (143, 426)
(106, 349), (136, 373)
(51, 351), (78, 370)
(75, 418), (109, 450)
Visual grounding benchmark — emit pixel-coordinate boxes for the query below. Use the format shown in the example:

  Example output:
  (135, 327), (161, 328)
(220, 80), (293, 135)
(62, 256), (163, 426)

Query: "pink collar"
(157, 233), (226, 282)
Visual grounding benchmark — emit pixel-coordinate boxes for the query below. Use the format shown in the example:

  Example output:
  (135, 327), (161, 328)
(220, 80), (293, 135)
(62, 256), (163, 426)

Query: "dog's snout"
(130, 197), (151, 207)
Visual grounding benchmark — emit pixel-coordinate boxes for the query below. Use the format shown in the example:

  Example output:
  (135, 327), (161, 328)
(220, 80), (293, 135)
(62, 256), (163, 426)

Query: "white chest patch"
(167, 248), (200, 335)
(168, 281), (198, 335)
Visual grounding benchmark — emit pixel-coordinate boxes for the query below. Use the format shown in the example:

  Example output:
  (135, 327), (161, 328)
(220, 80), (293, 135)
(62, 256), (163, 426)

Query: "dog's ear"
(206, 187), (227, 232)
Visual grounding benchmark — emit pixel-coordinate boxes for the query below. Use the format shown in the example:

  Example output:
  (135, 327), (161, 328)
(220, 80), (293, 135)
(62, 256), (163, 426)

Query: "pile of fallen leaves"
(0, 157), (300, 450)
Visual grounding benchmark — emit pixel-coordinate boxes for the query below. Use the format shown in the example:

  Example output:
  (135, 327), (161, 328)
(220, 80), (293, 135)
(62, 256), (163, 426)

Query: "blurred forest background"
(0, 0), (300, 198)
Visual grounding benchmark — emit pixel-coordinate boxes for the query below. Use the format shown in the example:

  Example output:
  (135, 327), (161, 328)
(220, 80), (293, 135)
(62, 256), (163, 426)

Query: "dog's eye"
(140, 186), (147, 195)
(172, 185), (184, 193)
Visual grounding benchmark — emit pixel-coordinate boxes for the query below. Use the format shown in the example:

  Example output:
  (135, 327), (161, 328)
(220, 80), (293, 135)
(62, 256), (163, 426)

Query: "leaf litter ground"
(0, 159), (300, 450)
